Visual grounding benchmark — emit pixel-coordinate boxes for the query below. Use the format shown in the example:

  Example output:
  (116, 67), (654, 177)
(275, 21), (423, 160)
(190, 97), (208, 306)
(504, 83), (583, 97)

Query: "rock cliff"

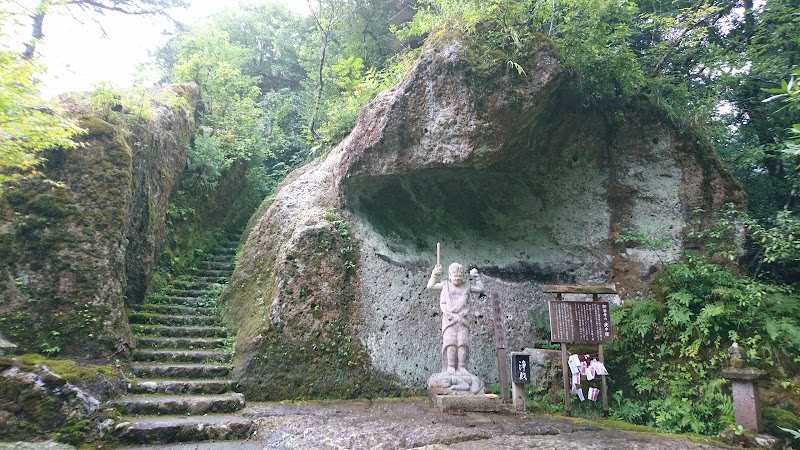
(222, 38), (743, 399)
(0, 85), (199, 359)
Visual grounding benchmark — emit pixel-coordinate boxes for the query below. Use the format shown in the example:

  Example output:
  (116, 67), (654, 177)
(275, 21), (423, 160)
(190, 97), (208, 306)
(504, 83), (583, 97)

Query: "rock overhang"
(342, 102), (617, 283)
(224, 36), (745, 395)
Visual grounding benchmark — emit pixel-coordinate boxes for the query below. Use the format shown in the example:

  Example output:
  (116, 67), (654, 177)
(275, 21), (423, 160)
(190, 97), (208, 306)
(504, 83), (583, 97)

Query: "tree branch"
(652, 2), (731, 74)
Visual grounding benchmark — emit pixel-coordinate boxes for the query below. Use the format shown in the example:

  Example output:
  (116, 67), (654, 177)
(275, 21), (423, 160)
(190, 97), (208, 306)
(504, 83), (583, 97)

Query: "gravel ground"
(13, 397), (739, 450)
(239, 397), (735, 450)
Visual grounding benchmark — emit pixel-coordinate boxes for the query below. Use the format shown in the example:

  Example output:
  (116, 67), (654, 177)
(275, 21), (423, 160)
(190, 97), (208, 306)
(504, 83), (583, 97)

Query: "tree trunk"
(307, 28), (329, 141)
(23, 11), (46, 60)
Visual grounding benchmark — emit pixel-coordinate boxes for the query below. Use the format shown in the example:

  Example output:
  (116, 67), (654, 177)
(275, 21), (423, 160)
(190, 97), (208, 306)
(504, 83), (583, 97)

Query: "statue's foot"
(446, 367), (456, 374)
(456, 367), (469, 375)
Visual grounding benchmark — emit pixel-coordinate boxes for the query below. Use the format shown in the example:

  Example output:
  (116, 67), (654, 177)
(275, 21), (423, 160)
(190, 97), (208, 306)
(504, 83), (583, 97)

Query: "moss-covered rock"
(0, 356), (123, 444)
(222, 35), (744, 399)
(0, 85), (199, 360)
(227, 212), (398, 399)
(763, 406), (800, 445)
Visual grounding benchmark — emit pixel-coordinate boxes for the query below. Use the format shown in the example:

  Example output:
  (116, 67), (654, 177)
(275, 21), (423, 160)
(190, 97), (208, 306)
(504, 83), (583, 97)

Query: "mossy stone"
(26, 188), (76, 218)
(762, 406), (800, 441)
(78, 117), (116, 137)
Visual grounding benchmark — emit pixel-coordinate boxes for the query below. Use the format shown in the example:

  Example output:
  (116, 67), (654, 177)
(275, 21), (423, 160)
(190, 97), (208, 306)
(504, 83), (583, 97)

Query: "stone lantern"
(720, 342), (767, 432)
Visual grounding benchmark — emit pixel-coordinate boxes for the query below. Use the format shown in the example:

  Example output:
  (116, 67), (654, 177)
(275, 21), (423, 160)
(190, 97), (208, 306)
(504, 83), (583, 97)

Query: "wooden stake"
(491, 293), (509, 404)
(599, 344), (608, 417)
(562, 342), (571, 416)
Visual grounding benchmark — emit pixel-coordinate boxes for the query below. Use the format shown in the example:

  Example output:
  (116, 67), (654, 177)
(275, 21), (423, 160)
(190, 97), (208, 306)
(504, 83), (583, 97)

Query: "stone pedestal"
(428, 371), (495, 412)
(427, 371), (484, 396)
(721, 367), (767, 432)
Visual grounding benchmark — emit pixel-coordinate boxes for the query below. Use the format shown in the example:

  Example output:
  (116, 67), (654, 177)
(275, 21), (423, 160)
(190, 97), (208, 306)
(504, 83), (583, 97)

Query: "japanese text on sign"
(548, 301), (613, 343)
(511, 353), (531, 384)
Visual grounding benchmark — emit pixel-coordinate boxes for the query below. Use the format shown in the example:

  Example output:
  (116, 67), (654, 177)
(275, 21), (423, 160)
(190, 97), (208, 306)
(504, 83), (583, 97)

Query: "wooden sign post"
(490, 292), (510, 404)
(541, 285), (615, 418)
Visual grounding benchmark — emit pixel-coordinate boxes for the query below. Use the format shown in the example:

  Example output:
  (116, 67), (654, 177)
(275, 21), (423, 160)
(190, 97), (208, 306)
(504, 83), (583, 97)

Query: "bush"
(608, 258), (800, 435)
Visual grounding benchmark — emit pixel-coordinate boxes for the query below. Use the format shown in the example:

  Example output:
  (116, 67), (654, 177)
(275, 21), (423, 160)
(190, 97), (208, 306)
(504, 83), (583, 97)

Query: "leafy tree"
(170, 23), (266, 189)
(305, 0), (355, 140)
(212, 3), (309, 92)
(0, 20), (81, 192)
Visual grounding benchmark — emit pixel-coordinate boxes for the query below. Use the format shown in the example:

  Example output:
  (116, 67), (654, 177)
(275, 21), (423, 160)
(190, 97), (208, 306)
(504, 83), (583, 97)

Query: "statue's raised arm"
(427, 264), (443, 290)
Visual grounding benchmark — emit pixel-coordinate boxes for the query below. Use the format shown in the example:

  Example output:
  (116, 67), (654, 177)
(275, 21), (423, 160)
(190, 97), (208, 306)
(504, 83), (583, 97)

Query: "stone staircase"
(114, 237), (255, 445)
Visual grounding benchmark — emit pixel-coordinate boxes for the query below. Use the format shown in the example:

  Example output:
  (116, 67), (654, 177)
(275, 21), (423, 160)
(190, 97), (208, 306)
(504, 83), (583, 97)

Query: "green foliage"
(763, 406), (800, 444)
(321, 60), (403, 142)
(688, 203), (800, 281)
(778, 426), (800, 441)
(88, 81), (188, 124)
(184, 130), (228, 192)
(0, 23), (82, 191)
(172, 24), (266, 157)
(527, 308), (558, 349)
(399, 0), (534, 74)
(749, 211), (800, 266)
(400, 0), (642, 107)
(609, 257), (799, 434)
(211, 3), (308, 91)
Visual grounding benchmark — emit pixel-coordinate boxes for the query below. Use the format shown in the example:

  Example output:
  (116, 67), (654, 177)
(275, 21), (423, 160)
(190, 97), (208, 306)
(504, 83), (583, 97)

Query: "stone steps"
(194, 276), (229, 284)
(194, 269), (232, 278)
(127, 379), (233, 395)
(117, 239), (248, 446)
(130, 363), (232, 379)
(145, 295), (216, 307)
(203, 261), (234, 270)
(131, 325), (227, 338)
(132, 349), (232, 363)
(110, 393), (245, 415)
(163, 288), (216, 297)
(128, 312), (219, 326)
(116, 415), (255, 445)
(134, 304), (216, 316)
(136, 336), (226, 349)
(163, 279), (219, 289)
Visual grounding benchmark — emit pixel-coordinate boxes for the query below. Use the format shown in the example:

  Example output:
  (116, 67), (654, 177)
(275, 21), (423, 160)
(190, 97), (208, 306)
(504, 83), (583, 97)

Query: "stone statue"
(426, 259), (485, 395)
(728, 342), (744, 368)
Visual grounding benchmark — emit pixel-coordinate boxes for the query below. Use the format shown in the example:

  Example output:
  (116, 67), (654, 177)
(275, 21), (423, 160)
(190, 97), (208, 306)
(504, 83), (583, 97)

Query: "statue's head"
(448, 263), (465, 286)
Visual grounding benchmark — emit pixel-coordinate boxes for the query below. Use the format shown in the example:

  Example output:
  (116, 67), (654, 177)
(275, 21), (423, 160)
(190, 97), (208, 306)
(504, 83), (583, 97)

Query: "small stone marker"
(510, 352), (530, 413)
(721, 342), (767, 432)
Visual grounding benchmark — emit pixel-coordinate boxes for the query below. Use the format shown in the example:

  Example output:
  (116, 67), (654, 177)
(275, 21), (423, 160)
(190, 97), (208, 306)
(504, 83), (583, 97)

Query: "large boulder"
(222, 38), (743, 399)
(0, 85), (199, 359)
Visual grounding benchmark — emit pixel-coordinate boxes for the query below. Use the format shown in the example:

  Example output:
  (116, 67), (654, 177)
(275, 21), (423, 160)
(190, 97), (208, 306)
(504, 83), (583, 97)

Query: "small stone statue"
(728, 342), (743, 368)
(426, 257), (485, 396)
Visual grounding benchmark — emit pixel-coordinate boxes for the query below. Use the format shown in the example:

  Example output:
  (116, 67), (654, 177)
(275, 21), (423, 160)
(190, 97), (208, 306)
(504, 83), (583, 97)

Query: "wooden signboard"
(541, 284), (615, 418)
(548, 300), (612, 344)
